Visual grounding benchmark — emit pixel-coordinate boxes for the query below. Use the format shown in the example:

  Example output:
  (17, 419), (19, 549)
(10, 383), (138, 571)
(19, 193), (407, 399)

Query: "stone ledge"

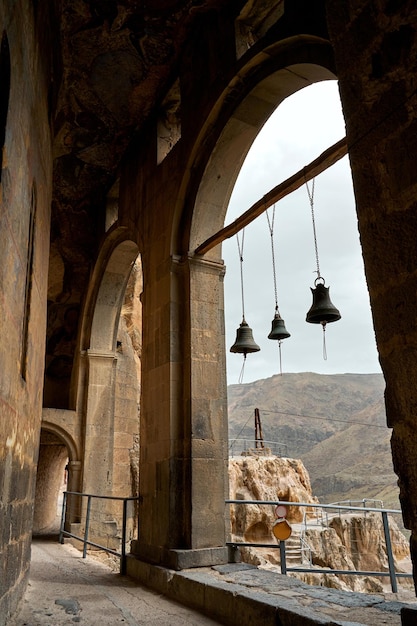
(126, 558), (417, 625)
(130, 541), (228, 570)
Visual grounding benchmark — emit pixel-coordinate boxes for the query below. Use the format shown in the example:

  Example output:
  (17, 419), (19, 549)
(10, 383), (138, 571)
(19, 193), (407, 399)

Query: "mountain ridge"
(227, 371), (400, 509)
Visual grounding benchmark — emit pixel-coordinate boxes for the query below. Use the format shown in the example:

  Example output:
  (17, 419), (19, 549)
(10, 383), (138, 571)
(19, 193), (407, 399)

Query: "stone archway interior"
(33, 430), (68, 534)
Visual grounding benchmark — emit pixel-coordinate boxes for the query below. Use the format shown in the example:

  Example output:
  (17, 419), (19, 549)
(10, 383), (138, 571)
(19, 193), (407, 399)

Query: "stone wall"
(325, 1), (417, 585)
(3, 0), (417, 621)
(0, 0), (52, 622)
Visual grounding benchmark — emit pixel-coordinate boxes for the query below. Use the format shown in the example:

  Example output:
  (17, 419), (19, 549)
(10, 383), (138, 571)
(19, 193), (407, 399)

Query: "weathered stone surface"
(4, 0), (417, 621)
(229, 455), (412, 593)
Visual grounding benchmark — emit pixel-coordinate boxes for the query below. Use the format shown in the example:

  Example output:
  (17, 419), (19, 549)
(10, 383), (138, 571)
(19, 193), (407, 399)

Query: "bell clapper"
(278, 339), (283, 375)
(238, 353), (247, 384)
(321, 321), (327, 361)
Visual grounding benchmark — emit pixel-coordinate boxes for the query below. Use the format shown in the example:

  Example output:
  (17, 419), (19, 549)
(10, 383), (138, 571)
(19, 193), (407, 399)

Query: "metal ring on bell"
(306, 278), (341, 325)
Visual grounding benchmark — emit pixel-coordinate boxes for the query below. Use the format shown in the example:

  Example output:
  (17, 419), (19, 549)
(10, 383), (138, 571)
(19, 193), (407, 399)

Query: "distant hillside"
(227, 372), (400, 508)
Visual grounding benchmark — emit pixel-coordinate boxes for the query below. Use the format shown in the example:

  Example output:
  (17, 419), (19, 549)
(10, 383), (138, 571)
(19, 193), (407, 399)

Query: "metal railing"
(226, 499), (413, 593)
(59, 491), (140, 575)
(229, 439), (288, 458)
(299, 535), (313, 567)
(302, 499), (386, 529)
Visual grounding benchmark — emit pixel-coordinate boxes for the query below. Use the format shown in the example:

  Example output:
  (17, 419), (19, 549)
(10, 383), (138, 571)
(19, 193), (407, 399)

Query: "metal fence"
(59, 491), (140, 574)
(226, 499), (413, 593)
(229, 439), (288, 458)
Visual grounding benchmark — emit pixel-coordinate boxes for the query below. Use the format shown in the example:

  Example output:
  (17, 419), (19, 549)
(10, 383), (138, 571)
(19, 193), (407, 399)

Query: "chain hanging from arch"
(229, 229), (260, 383)
(305, 176), (341, 360)
(266, 204), (290, 374)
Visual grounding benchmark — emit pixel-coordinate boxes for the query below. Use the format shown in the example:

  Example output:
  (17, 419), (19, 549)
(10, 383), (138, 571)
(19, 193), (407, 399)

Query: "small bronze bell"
(306, 278), (341, 325)
(230, 318), (260, 355)
(268, 309), (291, 341)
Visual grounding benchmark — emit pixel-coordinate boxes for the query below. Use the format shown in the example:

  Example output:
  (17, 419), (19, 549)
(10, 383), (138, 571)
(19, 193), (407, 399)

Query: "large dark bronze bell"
(230, 318), (260, 355)
(268, 310), (291, 341)
(306, 279), (341, 325)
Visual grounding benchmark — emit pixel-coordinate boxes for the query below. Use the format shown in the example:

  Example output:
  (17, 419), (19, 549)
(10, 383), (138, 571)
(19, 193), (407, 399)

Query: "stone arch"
(142, 35), (339, 566)
(87, 231), (140, 354)
(186, 35), (336, 257)
(33, 423), (78, 534)
(41, 419), (79, 462)
(130, 26), (389, 573)
(76, 227), (140, 499)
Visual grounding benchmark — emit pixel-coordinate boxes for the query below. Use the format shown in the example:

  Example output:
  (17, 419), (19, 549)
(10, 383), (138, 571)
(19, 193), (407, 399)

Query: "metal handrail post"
(279, 541), (287, 575)
(59, 491), (67, 544)
(121, 498), (128, 575)
(382, 510), (398, 593)
(83, 495), (92, 559)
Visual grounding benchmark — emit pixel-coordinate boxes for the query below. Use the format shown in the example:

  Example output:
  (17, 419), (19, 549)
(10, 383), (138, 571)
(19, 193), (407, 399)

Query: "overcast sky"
(223, 80), (381, 385)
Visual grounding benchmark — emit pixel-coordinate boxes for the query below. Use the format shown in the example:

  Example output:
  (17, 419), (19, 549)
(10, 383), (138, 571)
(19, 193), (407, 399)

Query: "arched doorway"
(223, 80), (380, 382)
(79, 234), (140, 498)
(33, 425), (77, 535)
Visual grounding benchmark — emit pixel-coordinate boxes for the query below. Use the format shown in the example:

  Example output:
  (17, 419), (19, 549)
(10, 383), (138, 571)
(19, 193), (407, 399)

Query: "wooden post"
(194, 137), (348, 256)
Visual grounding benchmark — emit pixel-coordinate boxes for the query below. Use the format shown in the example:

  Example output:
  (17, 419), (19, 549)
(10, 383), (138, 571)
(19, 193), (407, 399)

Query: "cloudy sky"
(223, 80), (381, 385)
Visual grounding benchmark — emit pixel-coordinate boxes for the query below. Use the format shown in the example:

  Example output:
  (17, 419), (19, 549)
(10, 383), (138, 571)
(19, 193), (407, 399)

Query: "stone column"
(66, 460), (82, 529)
(326, 1), (417, 590)
(133, 254), (228, 569)
(80, 350), (117, 538)
(186, 255), (229, 551)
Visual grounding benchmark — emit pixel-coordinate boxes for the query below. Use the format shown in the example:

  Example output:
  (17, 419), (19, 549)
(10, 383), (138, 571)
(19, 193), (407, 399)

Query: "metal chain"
(236, 229), (246, 320)
(266, 205), (279, 310)
(305, 177), (321, 279)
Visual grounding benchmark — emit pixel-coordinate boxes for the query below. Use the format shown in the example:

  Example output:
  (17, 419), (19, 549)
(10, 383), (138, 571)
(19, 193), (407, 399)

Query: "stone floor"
(9, 537), (417, 626)
(10, 538), (221, 625)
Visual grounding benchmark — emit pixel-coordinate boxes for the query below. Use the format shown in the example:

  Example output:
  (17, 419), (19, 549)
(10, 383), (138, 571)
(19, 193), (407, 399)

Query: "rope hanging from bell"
(266, 204), (290, 375)
(229, 229), (260, 383)
(305, 176), (341, 360)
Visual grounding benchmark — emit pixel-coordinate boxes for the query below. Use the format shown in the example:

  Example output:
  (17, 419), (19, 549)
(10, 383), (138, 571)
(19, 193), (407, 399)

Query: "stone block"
(167, 547), (228, 570)
(401, 606), (417, 626)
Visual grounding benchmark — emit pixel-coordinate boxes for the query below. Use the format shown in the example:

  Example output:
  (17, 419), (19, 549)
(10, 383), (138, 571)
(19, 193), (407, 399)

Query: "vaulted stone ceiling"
(48, 0), (237, 302)
(48, 0), (324, 303)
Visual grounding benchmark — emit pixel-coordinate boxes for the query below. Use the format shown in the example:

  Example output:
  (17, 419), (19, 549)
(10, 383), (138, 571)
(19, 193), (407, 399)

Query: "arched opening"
(223, 80), (380, 382)
(215, 83), (404, 578)
(183, 38), (403, 574)
(33, 428), (70, 535)
(172, 43), (339, 562)
(189, 45), (336, 254)
(75, 232), (141, 545)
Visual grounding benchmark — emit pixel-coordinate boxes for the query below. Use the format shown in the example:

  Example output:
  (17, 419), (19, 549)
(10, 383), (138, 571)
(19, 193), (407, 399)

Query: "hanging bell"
(230, 318), (260, 355)
(268, 309), (291, 341)
(306, 278), (341, 325)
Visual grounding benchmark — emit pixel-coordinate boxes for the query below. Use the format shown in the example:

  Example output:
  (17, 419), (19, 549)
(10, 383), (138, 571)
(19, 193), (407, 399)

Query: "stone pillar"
(186, 255), (229, 551)
(80, 350), (117, 535)
(326, 1), (417, 590)
(66, 460), (82, 528)
(133, 254), (228, 569)
(83, 350), (117, 494)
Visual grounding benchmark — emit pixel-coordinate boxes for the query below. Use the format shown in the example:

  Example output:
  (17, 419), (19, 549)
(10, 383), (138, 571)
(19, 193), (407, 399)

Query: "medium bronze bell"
(306, 279), (341, 325)
(268, 310), (291, 341)
(230, 318), (260, 355)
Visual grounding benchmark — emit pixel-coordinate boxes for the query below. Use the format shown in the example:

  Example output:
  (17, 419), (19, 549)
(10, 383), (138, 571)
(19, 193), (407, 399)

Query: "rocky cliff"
(227, 372), (400, 508)
(228, 454), (411, 593)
